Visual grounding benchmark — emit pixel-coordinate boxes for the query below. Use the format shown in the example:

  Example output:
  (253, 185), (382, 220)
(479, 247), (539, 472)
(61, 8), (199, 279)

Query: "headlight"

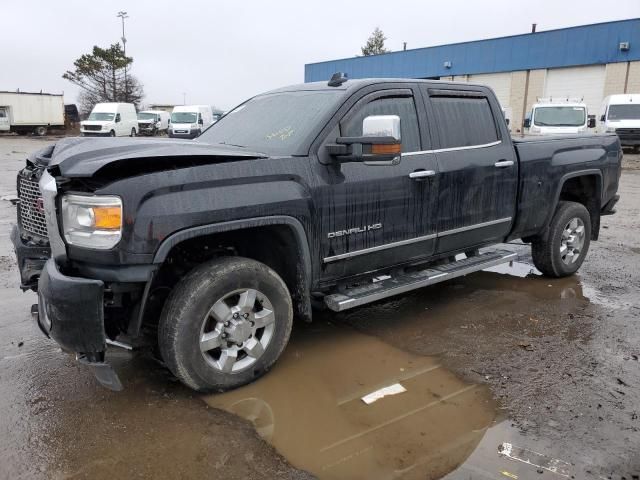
(606, 127), (616, 133)
(61, 194), (122, 249)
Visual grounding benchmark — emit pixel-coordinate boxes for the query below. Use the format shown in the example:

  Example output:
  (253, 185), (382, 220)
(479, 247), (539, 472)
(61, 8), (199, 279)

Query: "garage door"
(544, 65), (606, 114)
(467, 73), (512, 108)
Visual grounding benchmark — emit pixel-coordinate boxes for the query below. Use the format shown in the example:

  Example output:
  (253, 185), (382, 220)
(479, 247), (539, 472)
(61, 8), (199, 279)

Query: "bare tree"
(63, 43), (145, 113)
(361, 27), (389, 56)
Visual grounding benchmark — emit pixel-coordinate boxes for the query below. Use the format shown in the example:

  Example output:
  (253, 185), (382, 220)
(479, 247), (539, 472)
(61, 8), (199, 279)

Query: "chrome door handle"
(494, 160), (514, 168)
(409, 170), (436, 179)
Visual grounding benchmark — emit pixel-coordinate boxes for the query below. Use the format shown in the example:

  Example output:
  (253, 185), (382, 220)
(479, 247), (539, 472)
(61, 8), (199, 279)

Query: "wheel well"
(558, 175), (601, 240)
(143, 225), (311, 331)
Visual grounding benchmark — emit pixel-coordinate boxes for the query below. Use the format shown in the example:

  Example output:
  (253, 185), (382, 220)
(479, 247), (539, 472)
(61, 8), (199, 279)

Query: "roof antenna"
(328, 72), (348, 87)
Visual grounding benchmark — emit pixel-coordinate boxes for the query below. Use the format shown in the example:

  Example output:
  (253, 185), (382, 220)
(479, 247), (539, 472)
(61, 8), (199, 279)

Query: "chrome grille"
(18, 176), (48, 238)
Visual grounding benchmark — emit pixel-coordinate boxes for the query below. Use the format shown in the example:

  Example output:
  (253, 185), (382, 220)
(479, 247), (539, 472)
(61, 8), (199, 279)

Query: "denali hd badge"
(328, 223), (382, 239)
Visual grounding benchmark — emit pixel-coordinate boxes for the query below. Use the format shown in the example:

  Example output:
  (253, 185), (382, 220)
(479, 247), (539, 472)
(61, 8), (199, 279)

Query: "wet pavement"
(0, 137), (639, 479)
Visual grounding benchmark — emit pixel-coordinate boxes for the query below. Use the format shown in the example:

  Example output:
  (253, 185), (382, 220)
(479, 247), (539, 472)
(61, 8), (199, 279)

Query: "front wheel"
(532, 201), (591, 277)
(158, 257), (293, 392)
(130, 128), (136, 137)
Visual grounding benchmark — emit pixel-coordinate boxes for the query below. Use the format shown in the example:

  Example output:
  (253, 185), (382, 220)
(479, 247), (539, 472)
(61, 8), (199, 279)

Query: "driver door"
(0, 107), (9, 132)
(315, 86), (440, 282)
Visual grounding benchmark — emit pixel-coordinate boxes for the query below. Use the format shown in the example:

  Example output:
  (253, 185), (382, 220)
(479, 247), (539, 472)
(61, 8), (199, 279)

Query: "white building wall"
(467, 72), (512, 108)
(543, 65), (606, 115)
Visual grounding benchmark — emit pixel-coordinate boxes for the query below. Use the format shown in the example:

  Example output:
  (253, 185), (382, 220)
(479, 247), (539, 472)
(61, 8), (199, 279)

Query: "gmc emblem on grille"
(34, 197), (44, 213)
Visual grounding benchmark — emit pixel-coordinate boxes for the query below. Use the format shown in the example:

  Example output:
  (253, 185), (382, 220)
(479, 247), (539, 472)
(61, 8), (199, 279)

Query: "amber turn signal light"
(93, 207), (122, 230)
(371, 143), (401, 155)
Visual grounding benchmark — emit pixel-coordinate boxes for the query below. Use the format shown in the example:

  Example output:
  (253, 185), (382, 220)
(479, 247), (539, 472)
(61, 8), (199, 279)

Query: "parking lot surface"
(0, 136), (639, 479)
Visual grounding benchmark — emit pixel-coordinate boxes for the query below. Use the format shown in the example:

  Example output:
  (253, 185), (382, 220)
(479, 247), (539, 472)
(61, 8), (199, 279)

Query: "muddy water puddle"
(205, 259), (602, 479)
(204, 322), (497, 479)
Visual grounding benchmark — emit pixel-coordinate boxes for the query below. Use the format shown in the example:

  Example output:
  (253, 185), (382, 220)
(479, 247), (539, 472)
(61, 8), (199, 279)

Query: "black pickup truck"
(12, 76), (622, 391)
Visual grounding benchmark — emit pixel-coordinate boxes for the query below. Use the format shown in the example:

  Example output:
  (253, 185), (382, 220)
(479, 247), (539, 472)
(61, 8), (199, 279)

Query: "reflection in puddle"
(484, 260), (541, 278)
(443, 420), (573, 479)
(205, 323), (496, 479)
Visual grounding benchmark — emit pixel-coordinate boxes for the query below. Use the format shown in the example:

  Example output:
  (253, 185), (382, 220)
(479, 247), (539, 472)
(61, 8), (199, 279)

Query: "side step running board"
(324, 249), (517, 312)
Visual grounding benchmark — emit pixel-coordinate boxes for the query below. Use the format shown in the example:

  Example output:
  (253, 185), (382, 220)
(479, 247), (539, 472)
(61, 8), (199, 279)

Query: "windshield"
(533, 106), (586, 127)
(171, 112), (197, 124)
(198, 90), (341, 155)
(88, 112), (115, 121)
(138, 112), (157, 121)
(607, 104), (640, 121)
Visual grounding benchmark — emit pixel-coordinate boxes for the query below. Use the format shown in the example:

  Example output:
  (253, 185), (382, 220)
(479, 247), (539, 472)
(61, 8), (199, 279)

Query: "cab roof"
(265, 78), (493, 96)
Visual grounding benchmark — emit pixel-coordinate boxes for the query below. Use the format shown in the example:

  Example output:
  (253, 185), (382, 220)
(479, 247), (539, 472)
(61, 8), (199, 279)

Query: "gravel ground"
(0, 136), (638, 479)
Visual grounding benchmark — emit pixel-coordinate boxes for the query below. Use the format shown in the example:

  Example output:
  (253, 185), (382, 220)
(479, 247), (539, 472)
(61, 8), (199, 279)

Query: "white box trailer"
(0, 91), (65, 136)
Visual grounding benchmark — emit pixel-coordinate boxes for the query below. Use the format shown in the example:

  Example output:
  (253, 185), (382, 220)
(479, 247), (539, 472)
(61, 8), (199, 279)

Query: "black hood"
(44, 137), (267, 178)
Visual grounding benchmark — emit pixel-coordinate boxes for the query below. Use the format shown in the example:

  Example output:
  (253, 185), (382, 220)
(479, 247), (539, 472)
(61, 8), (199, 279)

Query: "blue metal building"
(305, 19), (640, 131)
(305, 19), (640, 82)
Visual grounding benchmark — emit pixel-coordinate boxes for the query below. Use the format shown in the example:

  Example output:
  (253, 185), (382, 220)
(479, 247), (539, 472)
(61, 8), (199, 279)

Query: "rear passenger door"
(420, 87), (518, 254)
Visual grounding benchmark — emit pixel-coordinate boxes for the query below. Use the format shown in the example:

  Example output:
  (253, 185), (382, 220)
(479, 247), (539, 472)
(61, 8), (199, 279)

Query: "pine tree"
(361, 27), (389, 56)
(63, 43), (145, 113)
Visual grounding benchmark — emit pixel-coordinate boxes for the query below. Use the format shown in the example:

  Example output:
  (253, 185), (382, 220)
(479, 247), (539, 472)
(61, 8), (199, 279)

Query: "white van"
(137, 110), (170, 136)
(596, 94), (640, 151)
(524, 101), (594, 135)
(80, 103), (138, 137)
(169, 105), (214, 139)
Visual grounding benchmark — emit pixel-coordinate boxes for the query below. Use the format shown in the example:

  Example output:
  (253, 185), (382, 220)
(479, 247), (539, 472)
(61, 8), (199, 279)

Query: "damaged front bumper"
(35, 258), (123, 390)
(13, 165), (128, 391)
(11, 225), (50, 291)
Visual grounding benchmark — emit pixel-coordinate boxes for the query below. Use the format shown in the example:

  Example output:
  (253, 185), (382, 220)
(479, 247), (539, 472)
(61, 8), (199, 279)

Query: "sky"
(1, 0), (638, 110)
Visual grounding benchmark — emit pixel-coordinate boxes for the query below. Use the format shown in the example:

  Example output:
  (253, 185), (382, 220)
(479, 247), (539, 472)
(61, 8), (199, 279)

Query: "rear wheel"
(34, 126), (47, 136)
(532, 201), (591, 277)
(158, 257), (293, 392)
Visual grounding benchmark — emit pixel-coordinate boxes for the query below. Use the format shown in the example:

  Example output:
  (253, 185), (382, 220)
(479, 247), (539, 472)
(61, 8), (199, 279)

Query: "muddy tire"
(532, 201), (591, 278)
(158, 257), (293, 392)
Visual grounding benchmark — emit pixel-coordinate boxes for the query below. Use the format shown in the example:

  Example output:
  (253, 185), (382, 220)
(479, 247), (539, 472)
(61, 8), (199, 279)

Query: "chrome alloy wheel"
(560, 217), (585, 265)
(199, 288), (275, 373)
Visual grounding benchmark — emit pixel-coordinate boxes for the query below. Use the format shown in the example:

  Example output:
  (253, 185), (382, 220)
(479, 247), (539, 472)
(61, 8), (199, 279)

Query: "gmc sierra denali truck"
(12, 75), (622, 391)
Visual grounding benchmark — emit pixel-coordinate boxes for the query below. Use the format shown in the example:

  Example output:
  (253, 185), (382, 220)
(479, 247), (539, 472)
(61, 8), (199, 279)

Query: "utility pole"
(117, 11), (129, 102)
(183, 92), (186, 105)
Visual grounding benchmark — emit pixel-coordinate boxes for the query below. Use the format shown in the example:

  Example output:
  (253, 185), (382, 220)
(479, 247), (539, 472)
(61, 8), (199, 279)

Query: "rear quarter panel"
(510, 134), (621, 239)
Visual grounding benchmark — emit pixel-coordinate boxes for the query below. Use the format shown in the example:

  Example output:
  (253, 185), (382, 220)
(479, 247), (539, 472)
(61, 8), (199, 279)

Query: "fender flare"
(545, 169), (603, 229)
(152, 215), (313, 321)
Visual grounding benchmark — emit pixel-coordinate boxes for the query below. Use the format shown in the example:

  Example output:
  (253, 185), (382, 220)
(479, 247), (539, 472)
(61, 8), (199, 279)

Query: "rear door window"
(340, 96), (421, 153)
(428, 95), (499, 149)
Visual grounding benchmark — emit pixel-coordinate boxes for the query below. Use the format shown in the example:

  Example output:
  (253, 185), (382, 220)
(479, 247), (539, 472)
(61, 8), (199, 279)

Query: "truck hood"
(43, 137), (267, 178)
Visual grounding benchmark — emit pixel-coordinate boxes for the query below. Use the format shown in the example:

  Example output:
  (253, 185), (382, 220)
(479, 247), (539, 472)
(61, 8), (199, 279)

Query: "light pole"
(117, 11), (129, 102)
